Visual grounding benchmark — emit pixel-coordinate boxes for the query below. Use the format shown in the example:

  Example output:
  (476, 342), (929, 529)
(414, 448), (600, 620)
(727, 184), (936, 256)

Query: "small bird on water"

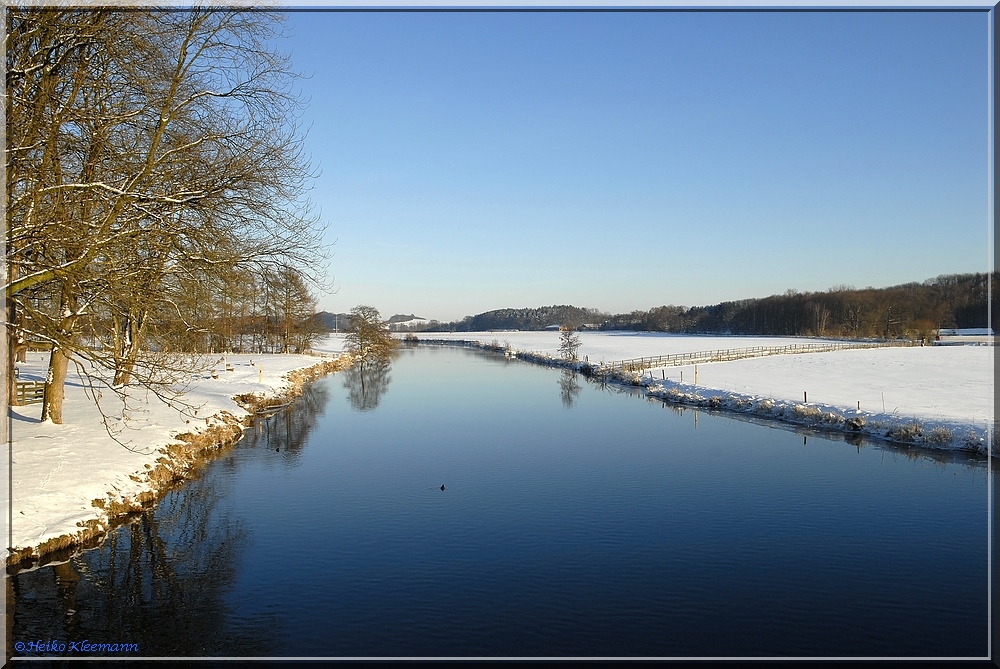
(440, 484), (446, 491)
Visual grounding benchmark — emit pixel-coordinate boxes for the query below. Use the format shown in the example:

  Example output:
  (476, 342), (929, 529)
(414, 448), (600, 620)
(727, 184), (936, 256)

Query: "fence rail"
(602, 340), (919, 373)
(15, 380), (45, 405)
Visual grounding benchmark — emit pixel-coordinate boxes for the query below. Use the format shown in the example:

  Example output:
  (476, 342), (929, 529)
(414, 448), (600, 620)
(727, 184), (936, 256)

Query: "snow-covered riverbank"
(7, 351), (349, 566)
(6, 330), (992, 565)
(391, 331), (994, 455)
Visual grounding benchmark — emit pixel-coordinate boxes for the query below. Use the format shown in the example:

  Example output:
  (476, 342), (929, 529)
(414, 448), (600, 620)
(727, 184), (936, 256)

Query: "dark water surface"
(11, 346), (991, 658)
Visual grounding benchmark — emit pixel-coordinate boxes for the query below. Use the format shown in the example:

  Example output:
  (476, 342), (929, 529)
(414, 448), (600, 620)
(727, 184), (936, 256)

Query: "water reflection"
(241, 380), (330, 456)
(341, 356), (393, 412)
(11, 435), (281, 658)
(558, 369), (581, 408)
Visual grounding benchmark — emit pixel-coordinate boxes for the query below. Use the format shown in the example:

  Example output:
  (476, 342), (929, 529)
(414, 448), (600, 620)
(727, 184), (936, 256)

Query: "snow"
(8, 350), (342, 560)
(390, 317), (431, 328)
(6, 330), (993, 562)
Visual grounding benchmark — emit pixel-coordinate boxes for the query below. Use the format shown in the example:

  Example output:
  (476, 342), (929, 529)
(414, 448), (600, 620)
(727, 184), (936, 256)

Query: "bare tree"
(558, 326), (582, 362)
(344, 305), (396, 362)
(263, 265), (319, 354)
(5, 9), (329, 427)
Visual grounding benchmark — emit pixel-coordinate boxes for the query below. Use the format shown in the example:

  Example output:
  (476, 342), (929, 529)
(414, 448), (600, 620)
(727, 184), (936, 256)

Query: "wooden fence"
(602, 340), (919, 373)
(15, 380), (45, 405)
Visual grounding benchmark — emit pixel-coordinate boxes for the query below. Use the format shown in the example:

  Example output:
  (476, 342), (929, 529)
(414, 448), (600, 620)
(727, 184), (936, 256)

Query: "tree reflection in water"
(240, 379), (330, 456)
(11, 445), (280, 658)
(341, 355), (393, 412)
(558, 368), (582, 409)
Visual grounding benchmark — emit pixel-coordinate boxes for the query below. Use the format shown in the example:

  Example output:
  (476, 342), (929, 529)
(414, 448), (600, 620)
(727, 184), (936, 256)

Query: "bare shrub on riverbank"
(234, 393), (286, 414)
(845, 416), (866, 431)
(887, 421), (924, 443)
(959, 430), (985, 453)
(792, 405), (822, 420)
(820, 412), (844, 426)
(925, 426), (954, 446)
(755, 399), (776, 414)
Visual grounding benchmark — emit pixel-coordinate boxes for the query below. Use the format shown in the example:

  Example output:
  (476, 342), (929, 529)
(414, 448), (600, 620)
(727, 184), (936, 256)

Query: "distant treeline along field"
(315, 272), (996, 340)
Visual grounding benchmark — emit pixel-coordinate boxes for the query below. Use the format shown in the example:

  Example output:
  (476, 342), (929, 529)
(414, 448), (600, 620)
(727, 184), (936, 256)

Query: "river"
(9, 345), (991, 658)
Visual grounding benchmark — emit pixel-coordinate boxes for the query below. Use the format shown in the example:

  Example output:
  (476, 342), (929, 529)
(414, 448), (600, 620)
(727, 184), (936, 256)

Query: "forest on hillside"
(446, 305), (609, 332)
(422, 273), (996, 339)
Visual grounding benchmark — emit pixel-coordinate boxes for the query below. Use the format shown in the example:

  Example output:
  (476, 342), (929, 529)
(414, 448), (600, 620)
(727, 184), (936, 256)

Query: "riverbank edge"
(414, 338), (995, 458)
(7, 353), (355, 571)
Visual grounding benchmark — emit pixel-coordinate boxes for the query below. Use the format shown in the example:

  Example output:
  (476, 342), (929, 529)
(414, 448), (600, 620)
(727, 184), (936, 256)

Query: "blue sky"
(280, 9), (989, 321)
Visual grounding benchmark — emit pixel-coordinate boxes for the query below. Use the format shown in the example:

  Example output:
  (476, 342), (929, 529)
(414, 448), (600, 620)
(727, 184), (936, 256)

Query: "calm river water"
(10, 346), (992, 658)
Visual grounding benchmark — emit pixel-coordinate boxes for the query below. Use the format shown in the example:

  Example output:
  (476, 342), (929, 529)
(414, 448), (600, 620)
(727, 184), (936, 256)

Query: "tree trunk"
(41, 287), (78, 424)
(113, 308), (146, 386)
(41, 345), (70, 424)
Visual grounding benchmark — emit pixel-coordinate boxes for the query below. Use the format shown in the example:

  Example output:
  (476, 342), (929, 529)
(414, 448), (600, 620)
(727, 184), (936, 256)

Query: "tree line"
(603, 273), (995, 338)
(437, 305), (609, 332)
(420, 273), (995, 338)
(5, 8), (327, 424)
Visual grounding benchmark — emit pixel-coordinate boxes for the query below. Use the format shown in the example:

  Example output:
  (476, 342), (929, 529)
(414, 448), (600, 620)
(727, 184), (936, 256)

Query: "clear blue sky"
(280, 9), (989, 322)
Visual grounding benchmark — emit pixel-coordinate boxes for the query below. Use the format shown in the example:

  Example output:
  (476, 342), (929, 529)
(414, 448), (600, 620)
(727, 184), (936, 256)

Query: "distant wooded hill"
(443, 305), (609, 332)
(420, 272), (995, 339)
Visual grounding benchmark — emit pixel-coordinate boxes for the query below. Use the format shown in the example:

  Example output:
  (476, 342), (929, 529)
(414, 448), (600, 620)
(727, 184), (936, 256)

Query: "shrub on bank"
(792, 405), (822, 420)
(925, 426), (954, 445)
(887, 421), (924, 443)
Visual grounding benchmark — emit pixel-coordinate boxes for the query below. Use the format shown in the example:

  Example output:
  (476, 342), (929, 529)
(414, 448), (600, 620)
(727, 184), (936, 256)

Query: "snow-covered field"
(6, 330), (993, 563)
